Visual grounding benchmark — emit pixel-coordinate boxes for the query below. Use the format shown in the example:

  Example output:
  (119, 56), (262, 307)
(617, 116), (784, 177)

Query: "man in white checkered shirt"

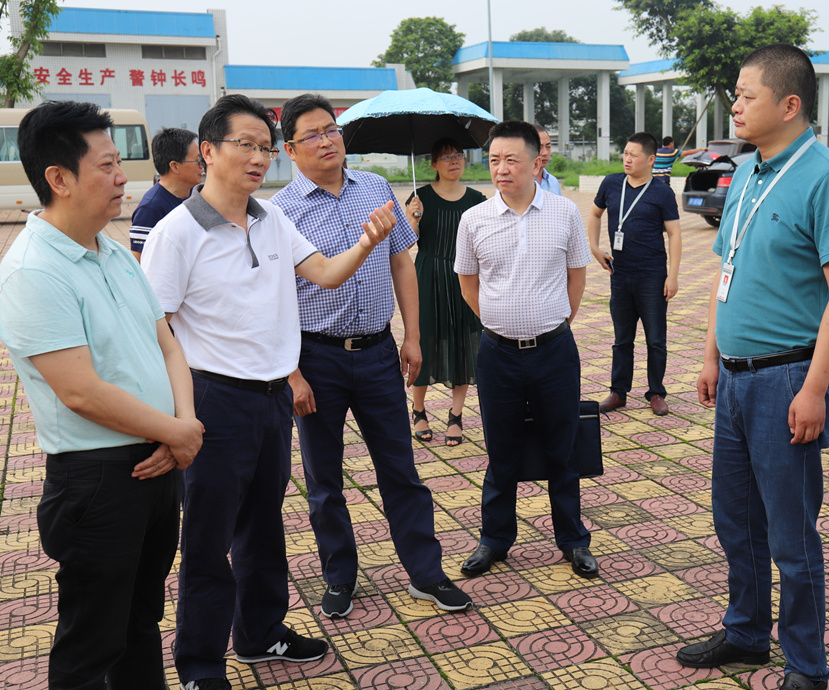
(455, 120), (599, 580)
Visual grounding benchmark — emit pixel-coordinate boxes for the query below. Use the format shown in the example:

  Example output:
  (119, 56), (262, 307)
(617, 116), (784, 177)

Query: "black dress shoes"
(461, 544), (507, 577)
(780, 672), (828, 690)
(676, 629), (770, 668)
(563, 546), (599, 579)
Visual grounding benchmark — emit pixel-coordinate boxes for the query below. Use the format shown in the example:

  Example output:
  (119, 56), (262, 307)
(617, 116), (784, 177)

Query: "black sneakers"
(181, 680), (231, 690)
(321, 581), (358, 618)
(235, 628), (328, 664)
(408, 578), (473, 611)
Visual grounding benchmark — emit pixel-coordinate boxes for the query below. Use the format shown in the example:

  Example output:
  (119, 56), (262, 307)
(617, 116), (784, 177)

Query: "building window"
(42, 42), (106, 57)
(141, 45), (206, 60)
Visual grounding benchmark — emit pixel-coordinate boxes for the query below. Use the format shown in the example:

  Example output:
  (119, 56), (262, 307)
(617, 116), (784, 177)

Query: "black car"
(681, 139), (757, 228)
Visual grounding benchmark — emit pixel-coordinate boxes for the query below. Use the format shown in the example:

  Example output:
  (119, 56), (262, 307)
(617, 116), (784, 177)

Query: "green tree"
(0, 0), (61, 107)
(614, 0), (713, 53)
(373, 17), (464, 93)
(672, 5), (817, 111)
(615, 1), (819, 112)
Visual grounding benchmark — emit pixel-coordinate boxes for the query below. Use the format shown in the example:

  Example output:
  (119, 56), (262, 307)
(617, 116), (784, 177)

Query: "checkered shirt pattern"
(455, 187), (591, 339)
(272, 169), (417, 337)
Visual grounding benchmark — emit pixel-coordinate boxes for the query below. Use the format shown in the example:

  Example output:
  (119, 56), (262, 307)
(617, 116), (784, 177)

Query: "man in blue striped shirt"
(272, 93), (473, 620)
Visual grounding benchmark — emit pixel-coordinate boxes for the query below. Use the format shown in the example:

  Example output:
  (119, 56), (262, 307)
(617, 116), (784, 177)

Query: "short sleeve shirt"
(455, 185), (591, 339)
(712, 128), (829, 357)
(142, 186), (318, 380)
(271, 169), (417, 336)
(594, 173), (679, 275)
(0, 213), (175, 453)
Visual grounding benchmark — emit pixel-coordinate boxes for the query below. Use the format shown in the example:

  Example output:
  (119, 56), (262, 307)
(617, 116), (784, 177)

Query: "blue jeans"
(609, 271), (667, 400)
(175, 375), (293, 683)
(476, 328), (590, 553)
(713, 360), (828, 681)
(295, 332), (445, 589)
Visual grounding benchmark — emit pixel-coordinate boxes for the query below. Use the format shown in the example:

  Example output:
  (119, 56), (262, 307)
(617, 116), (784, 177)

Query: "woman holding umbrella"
(405, 138), (486, 446)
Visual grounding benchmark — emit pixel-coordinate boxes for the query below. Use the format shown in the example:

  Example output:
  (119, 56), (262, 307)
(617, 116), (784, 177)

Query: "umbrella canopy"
(337, 87), (498, 155)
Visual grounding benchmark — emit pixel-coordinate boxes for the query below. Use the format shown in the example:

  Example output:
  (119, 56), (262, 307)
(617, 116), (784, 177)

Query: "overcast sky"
(2, 0), (826, 69)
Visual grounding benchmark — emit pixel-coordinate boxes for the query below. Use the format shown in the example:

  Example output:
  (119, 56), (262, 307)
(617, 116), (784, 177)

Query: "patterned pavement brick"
(0, 194), (822, 689)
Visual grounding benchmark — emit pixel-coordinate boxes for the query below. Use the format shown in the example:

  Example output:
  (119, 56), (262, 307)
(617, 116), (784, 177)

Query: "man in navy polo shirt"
(587, 132), (682, 416)
(129, 127), (203, 261)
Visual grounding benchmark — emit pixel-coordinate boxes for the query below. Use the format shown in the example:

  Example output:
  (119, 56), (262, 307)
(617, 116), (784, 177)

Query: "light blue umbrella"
(337, 87), (499, 199)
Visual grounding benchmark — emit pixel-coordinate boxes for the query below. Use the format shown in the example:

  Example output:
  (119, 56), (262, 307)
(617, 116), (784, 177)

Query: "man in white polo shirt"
(141, 94), (395, 690)
(455, 120), (598, 580)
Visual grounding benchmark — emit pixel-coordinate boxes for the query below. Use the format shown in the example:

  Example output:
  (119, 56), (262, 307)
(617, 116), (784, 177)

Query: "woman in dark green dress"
(405, 138), (486, 446)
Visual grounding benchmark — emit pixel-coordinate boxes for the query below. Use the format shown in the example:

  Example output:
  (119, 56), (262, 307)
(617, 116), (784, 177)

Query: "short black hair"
(488, 120), (540, 157)
(199, 94), (276, 148)
(280, 94), (336, 144)
(152, 127), (197, 176)
(742, 43), (816, 122)
(18, 100), (113, 207)
(662, 136), (674, 146)
(628, 132), (658, 158)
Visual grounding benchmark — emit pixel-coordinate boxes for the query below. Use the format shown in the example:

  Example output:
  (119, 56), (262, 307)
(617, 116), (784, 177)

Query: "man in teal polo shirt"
(0, 101), (204, 689)
(675, 45), (829, 690)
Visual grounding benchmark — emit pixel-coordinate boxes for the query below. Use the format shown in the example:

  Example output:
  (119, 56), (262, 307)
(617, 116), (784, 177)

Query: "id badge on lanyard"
(616, 177), (651, 253)
(719, 134), (815, 302)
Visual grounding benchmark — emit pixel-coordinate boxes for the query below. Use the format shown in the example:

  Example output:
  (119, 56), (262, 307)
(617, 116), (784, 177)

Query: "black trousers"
(38, 444), (179, 690)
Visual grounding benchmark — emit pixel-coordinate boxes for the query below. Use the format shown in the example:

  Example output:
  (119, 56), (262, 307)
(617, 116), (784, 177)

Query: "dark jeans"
(38, 444), (178, 690)
(476, 328), (590, 553)
(609, 271), (668, 400)
(713, 361), (828, 681)
(175, 375), (292, 683)
(295, 331), (445, 589)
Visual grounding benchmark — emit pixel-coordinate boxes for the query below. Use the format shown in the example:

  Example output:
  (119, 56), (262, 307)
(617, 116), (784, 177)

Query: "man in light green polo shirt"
(0, 101), (204, 690)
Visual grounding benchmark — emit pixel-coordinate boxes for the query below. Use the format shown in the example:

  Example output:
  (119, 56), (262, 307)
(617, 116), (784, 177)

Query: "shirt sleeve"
(141, 219), (191, 314)
(0, 269), (88, 357)
(565, 206), (592, 269)
(594, 176), (610, 210)
(812, 171), (829, 266)
(454, 211), (478, 275)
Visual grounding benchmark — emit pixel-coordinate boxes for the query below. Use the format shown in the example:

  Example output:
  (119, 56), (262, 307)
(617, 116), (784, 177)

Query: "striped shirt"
(271, 169), (417, 337)
(653, 147), (681, 178)
(455, 185), (590, 339)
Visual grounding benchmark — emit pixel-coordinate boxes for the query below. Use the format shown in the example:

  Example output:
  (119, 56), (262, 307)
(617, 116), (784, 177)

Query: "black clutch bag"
(517, 400), (604, 481)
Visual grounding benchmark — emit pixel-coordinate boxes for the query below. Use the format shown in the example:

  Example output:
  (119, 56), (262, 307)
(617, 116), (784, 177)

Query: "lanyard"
(727, 135), (816, 264)
(618, 176), (652, 232)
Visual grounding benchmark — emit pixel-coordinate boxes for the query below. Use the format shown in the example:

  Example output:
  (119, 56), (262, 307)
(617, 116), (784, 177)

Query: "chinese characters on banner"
(33, 66), (208, 88)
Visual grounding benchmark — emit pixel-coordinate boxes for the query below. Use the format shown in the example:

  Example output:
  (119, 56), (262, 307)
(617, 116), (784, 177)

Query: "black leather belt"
(721, 346), (815, 372)
(483, 320), (568, 349)
(191, 369), (288, 395)
(301, 323), (391, 352)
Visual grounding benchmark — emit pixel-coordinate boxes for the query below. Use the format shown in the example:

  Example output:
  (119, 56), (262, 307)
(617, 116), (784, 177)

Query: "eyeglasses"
(212, 139), (279, 160)
(181, 159), (205, 168)
(287, 128), (344, 148)
(437, 153), (465, 162)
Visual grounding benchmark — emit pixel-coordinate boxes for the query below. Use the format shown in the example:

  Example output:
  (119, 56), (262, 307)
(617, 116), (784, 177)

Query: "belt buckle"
(343, 337), (362, 352)
(518, 337), (537, 349)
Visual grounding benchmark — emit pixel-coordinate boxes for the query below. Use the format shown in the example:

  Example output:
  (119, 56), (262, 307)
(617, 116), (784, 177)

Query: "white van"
(0, 108), (155, 211)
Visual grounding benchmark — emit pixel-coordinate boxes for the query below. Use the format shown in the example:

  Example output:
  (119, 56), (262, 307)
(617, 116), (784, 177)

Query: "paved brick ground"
(0, 186), (825, 689)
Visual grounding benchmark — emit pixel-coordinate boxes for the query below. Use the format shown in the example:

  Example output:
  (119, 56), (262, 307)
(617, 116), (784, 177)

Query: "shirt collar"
(26, 211), (113, 264)
(754, 127), (815, 173)
(292, 168), (353, 198)
(183, 184), (268, 231)
(493, 183), (544, 216)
